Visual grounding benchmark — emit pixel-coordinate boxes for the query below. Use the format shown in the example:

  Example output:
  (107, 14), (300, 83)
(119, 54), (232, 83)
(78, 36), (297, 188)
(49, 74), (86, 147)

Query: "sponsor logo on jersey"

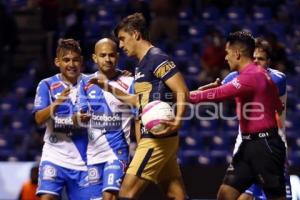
(90, 113), (122, 131)
(49, 135), (58, 143)
(104, 164), (121, 171)
(50, 82), (63, 90)
(88, 167), (100, 184)
(135, 72), (145, 80)
(53, 116), (74, 133)
(42, 165), (57, 180)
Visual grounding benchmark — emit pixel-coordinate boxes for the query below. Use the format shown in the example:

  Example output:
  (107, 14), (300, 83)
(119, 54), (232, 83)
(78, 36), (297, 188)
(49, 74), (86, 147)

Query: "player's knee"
(165, 191), (185, 200)
(217, 184), (240, 200)
(40, 194), (58, 200)
(103, 190), (118, 200)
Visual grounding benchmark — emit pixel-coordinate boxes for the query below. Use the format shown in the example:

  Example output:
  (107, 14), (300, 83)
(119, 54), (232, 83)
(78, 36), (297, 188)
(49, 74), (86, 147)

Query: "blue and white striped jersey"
(78, 72), (134, 165)
(33, 74), (89, 171)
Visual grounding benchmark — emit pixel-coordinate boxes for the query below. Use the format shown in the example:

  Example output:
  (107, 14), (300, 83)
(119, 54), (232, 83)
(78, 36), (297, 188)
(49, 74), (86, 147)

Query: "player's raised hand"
(55, 88), (71, 104)
(72, 109), (91, 126)
(198, 78), (221, 90)
(88, 73), (108, 88)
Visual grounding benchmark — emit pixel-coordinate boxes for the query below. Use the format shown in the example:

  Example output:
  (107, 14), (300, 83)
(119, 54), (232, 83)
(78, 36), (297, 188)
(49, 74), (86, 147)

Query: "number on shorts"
(108, 173), (114, 185)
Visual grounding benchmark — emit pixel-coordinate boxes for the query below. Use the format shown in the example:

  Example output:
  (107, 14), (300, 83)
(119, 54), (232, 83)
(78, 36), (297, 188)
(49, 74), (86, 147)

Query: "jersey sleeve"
(32, 80), (51, 113)
(222, 71), (239, 85)
(152, 56), (179, 81)
(190, 75), (253, 103)
(77, 78), (90, 113)
(276, 75), (286, 97)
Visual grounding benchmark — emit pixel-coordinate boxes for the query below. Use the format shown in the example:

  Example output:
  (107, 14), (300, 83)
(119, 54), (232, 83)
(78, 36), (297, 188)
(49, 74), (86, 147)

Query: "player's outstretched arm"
(198, 78), (221, 90)
(35, 88), (71, 125)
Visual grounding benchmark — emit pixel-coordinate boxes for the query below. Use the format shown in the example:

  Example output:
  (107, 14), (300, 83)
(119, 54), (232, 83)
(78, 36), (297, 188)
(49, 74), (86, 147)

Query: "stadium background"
(0, 0), (300, 199)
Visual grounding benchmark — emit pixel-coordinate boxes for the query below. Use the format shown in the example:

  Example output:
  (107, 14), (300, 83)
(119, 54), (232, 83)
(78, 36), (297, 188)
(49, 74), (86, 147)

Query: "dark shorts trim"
(136, 148), (154, 177)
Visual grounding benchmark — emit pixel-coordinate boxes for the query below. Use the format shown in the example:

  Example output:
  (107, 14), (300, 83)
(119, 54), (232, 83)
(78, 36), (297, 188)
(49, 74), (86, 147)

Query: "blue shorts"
(37, 161), (90, 200)
(87, 159), (128, 199)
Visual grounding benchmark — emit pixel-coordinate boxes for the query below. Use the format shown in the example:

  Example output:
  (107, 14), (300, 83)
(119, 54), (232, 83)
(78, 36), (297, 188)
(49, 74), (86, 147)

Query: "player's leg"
(119, 173), (150, 199)
(119, 137), (178, 199)
(37, 161), (65, 200)
(251, 134), (286, 200)
(159, 153), (186, 200)
(218, 184), (241, 200)
(160, 176), (186, 200)
(102, 159), (129, 200)
(238, 193), (253, 200)
(218, 142), (254, 200)
(40, 194), (58, 200)
(80, 164), (104, 200)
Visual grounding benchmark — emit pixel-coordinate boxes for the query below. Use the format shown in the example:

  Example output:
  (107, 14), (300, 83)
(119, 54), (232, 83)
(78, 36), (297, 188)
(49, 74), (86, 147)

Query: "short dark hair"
(255, 37), (272, 59)
(114, 13), (149, 41)
(56, 38), (81, 57)
(227, 31), (255, 58)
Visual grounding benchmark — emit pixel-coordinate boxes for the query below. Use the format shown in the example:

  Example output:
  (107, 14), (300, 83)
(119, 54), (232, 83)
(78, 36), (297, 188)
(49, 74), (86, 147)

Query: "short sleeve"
(32, 80), (51, 113)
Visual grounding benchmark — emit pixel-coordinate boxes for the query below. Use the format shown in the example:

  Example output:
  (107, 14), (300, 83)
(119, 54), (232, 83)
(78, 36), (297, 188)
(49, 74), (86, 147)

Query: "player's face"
(93, 42), (118, 74)
(117, 29), (137, 57)
(225, 42), (238, 71)
(55, 50), (82, 82)
(254, 48), (269, 68)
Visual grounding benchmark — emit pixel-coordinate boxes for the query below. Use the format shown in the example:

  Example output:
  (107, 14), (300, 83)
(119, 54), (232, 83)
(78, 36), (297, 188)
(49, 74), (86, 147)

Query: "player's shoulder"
(222, 71), (239, 84)
(147, 47), (170, 66)
(80, 72), (96, 83)
(80, 73), (89, 80)
(38, 74), (60, 87)
(267, 68), (286, 80)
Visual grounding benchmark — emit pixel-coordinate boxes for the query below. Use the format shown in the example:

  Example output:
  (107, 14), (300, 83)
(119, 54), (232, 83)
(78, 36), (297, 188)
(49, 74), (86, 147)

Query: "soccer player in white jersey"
(33, 39), (91, 200)
(76, 38), (134, 200)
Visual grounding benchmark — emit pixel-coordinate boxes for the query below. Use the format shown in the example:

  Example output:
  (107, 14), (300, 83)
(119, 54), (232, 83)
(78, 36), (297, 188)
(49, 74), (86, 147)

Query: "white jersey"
(222, 68), (287, 154)
(33, 74), (89, 171)
(78, 72), (134, 165)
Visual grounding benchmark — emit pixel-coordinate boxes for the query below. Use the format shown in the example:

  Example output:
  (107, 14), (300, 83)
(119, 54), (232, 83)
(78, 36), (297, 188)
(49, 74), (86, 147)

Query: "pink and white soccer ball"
(141, 100), (175, 134)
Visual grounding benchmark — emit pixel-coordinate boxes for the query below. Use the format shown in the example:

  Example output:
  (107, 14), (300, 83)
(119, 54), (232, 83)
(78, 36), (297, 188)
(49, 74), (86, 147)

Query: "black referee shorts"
(223, 128), (286, 199)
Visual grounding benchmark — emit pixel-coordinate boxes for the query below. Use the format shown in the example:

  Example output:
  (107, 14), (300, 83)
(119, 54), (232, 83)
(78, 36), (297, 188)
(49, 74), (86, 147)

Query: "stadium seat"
(178, 8), (193, 26)
(0, 95), (19, 115)
(210, 150), (231, 165)
(188, 23), (207, 41)
(288, 151), (300, 166)
(252, 7), (272, 25)
(201, 7), (220, 24)
(225, 7), (245, 25)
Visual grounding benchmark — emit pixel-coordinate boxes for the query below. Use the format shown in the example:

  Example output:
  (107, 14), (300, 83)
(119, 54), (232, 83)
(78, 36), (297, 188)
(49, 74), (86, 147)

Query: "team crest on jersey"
(88, 167), (100, 184)
(42, 165), (57, 180)
(49, 135), (58, 143)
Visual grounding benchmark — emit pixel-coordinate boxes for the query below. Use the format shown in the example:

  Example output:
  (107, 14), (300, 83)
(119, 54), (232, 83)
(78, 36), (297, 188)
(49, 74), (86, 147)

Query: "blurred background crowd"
(0, 0), (300, 168)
